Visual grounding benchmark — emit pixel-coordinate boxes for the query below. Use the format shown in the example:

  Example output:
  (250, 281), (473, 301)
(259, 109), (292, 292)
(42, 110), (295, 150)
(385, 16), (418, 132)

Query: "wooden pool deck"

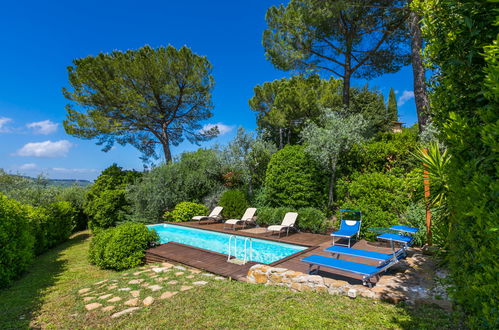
(145, 221), (397, 284)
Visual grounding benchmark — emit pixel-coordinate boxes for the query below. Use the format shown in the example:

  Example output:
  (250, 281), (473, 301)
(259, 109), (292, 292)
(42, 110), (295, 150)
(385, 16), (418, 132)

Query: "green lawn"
(0, 232), (453, 329)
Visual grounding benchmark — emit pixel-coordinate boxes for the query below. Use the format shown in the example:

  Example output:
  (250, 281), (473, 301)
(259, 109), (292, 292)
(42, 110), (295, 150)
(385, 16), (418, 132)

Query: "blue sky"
(0, 0), (417, 181)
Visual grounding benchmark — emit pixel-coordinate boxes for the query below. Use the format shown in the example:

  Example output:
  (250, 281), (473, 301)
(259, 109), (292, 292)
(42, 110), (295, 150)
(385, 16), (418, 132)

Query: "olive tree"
(301, 109), (370, 208)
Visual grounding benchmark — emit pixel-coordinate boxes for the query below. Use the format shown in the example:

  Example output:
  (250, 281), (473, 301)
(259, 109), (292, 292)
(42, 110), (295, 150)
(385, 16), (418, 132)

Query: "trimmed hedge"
(219, 189), (249, 219)
(88, 222), (159, 270)
(0, 194), (34, 288)
(164, 202), (208, 222)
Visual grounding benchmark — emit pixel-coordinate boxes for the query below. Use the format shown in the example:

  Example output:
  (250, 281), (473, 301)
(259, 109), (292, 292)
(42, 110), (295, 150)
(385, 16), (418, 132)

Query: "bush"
(263, 145), (326, 209)
(57, 185), (88, 231)
(44, 201), (76, 247)
(128, 149), (224, 222)
(0, 194), (34, 288)
(164, 202), (208, 222)
(296, 207), (328, 234)
(219, 189), (249, 219)
(336, 171), (413, 239)
(88, 223), (159, 270)
(87, 189), (129, 231)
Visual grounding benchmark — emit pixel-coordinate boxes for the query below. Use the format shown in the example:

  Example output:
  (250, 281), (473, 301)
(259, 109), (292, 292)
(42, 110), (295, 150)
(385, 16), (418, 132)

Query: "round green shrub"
(88, 222), (159, 270)
(164, 202), (209, 222)
(219, 189), (249, 219)
(297, 207), (328, 234)
(87, 189), (129, 231)
(263, 145), (326, 209)
(0, 194), (34, 288)
(44, 201), (76, 248)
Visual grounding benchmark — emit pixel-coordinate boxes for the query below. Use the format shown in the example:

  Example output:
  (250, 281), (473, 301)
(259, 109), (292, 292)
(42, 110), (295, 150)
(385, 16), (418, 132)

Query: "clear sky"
(0, 0), (418, 181)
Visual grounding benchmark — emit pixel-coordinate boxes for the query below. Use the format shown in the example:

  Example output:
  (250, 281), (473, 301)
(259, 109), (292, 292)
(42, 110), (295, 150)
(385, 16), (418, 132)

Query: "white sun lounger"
(223, 208), (257, 230)
(192, 206), (223, 224)
(267, 212), (298, 238)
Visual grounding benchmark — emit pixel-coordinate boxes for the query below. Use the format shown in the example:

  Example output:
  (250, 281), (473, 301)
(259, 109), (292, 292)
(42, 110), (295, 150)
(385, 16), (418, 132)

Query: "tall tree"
(408, 0), (430, 131)
(263, 0), (410, 106)
(387, 88), (399, 121)
(301, 109), (369, 208)
(63, 45), (218, 163)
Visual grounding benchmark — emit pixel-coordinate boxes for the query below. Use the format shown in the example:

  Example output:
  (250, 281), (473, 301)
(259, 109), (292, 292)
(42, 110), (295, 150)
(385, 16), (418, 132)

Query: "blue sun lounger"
(331, 210), (362, 248)
(390, 225), (419, 234)
(377, 232), (414, 249)
(324, 245), (404, 266)
(301, 254), (397, 287)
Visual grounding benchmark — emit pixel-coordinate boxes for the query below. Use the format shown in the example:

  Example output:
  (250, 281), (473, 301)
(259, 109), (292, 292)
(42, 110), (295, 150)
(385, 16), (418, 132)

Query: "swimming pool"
(148, 224), (307, 264)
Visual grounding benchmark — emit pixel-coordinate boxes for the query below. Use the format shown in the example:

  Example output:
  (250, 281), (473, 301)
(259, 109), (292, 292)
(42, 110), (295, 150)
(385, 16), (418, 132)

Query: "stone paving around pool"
(77, 262), (226, 318)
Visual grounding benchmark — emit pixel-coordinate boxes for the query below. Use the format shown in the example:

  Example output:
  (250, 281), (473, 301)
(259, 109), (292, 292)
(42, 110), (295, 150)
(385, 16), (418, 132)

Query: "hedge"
(219, 189), (249, 219)
(164, 202), (208, 222)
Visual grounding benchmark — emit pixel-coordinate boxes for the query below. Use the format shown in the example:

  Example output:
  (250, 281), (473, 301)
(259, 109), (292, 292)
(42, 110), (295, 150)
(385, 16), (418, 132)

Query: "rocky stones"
(214, 276), (225, 281)
(107, 284), (118, 290)
(174, 272), (184, 276)
(160, 291), (178, 299)
(143, 296), (155, 306)
(147, 285), (162, 291)
(94, 279), (108, 285)
(78, 288), (91, 294)
(130, 290), (141, 298)
(128, 279), (144, 285)
(180, 286), (193, 291)
(124, 298), (139, 306)
(85, 302), (102, 311)
(118, 287), (131, 291)
(167, 280), (178, 285)
(98, 294), (112, 300)
(173, 265), (186, 271)
(347, 289), (357, 299)
(83, 296), (95, 302)
(108, 296), (122, 303)
(151, 267), (169, 273)
(102, 305), (115, 312)
(111, 307), (140, 318)
(192, 281), (208, 286)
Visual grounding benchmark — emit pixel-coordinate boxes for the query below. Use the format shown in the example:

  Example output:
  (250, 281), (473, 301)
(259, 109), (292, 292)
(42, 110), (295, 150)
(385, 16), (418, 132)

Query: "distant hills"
(45, 178), (93, 187)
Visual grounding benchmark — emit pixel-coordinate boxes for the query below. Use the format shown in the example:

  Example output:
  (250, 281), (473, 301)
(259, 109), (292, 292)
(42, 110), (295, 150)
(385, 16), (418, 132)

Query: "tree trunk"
(278, 127), (283, 149)
(408, 4), (430, 132)
(328, 162), (337, 209)
(161, 140), (172, 163)
(342, 69), (351, 107)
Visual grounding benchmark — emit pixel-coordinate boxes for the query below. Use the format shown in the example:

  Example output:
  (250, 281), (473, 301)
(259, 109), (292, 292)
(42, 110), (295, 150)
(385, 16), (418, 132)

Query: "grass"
(0, 231), (454, 329)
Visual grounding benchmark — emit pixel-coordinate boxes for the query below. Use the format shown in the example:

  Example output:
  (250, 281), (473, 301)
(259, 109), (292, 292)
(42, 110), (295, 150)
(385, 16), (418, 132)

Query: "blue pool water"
(148, 224), (307, 264)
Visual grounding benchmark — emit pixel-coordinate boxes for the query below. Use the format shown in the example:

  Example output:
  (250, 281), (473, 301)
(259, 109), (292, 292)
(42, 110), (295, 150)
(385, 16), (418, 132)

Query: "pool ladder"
(227, 235), (253, 265)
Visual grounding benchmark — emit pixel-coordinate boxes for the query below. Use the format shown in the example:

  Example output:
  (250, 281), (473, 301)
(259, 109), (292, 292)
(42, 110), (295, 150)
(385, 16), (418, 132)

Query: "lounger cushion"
(267, 225), (285, 231)
(302, 255), (379, 276)
(192, 216), (208, 220)
(330, 229), (357, 238)
(390, 225), (419, 234)
(377, 233), (413, 244)
(325, 246), (394, 262)
(225, 219), (241, 225)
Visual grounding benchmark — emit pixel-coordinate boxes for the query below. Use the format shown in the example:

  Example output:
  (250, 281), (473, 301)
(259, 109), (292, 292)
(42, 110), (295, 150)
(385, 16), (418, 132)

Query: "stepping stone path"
(124, 298), (139, 306)
(102, 306), (115, 312)
(147, 285), (162, 292)
(111, 307), (140, 318)
(143, 296), (155, 306)
(160, 291), (178, 299)
(77, 262), (219, 318)
(214, 277), (225, 281)
(85, 302), (102, 311)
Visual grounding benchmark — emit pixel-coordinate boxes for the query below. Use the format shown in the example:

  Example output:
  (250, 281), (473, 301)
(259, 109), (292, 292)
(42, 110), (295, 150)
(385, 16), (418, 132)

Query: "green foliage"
(342, 129), (419, 177)
(255, 207), (296, 227)
(296, 207), (328, 234)
(337, 171), (414, 239)
(219, 190), (249, 219)
(63, 45), (217, 162)
(387, 88), (398, 122)
(128, 149), (224, 222)
(403, 202), (448, 247)
(86, 164), (140, 231)
(263, 145), (326, 209)
(0, 194), (34, 288)
(249, 76), (390, 147)
(302, 109), (370, 208)
(415, 0), (498, 326)
(263, 0), (410, 105)
(88, 223), (159, 270)
(56, 185), (88, 231)
(163, 202), (208, 223)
